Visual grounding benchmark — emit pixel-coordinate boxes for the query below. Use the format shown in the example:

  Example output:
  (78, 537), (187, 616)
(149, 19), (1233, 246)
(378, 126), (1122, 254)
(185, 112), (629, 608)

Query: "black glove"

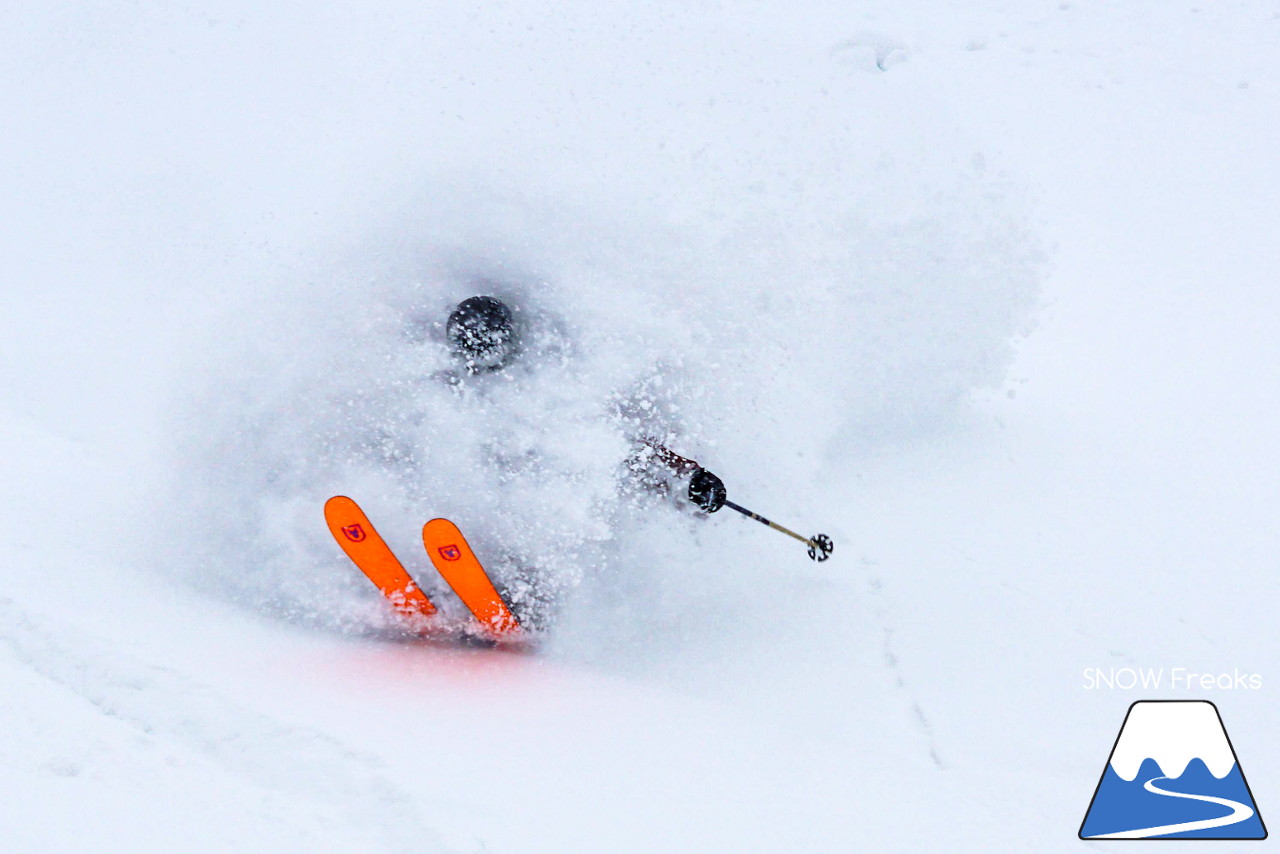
(688, 468), (727, 513)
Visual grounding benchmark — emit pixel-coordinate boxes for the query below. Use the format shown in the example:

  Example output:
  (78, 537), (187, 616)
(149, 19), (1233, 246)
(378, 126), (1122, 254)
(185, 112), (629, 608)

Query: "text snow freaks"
(1082, 668), (1262, 691)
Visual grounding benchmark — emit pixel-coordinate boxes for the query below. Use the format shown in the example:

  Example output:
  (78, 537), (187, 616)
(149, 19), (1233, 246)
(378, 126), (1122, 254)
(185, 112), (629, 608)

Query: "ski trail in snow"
(866, 570), (944, 770)
(0, 596), (458, 854)
(1087, 776), (1255, 839)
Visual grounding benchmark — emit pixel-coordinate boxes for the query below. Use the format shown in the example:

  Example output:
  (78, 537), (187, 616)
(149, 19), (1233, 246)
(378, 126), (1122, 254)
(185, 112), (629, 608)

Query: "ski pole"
(722, 499), (834, 562)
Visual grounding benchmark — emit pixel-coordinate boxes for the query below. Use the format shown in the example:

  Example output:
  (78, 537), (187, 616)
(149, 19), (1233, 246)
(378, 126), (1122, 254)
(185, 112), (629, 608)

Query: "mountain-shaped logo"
(1080, 700), (1266, 840)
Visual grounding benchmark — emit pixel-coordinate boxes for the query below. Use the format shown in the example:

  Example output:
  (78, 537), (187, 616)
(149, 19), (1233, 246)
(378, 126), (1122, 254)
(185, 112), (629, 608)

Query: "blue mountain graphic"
(1081, 757), (1265, 839)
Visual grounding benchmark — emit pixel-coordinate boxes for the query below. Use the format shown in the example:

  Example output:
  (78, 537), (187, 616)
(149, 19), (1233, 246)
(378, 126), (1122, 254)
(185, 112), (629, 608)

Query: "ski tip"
(324, 494), (439, 619)
(422, 518), (524, 639)
(324, 494), (355, 512)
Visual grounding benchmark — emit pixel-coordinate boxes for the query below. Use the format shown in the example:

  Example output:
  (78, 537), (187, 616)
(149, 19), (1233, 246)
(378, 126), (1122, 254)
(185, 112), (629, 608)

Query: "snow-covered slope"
(3, 2), (1277, 851)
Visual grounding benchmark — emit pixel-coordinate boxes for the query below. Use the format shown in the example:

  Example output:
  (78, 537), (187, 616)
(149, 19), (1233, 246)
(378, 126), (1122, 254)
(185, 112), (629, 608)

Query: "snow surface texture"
(3, 1), (1278, 852)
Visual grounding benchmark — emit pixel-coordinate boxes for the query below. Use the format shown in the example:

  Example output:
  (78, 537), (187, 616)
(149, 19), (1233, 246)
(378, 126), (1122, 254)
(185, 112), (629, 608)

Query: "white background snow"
(3, 1), (1278, 851)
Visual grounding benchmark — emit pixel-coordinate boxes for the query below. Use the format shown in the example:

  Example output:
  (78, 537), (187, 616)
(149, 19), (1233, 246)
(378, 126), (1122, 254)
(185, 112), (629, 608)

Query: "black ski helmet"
(446, 295), (517, 370)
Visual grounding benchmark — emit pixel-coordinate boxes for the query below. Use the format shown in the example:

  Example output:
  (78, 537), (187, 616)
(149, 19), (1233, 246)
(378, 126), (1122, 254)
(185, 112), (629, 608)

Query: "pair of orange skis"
(323, 495), (522, 639)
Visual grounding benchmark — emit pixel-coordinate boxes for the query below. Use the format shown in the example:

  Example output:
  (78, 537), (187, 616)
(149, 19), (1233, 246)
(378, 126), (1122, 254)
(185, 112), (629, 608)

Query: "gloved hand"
(688, 468), (727, 513)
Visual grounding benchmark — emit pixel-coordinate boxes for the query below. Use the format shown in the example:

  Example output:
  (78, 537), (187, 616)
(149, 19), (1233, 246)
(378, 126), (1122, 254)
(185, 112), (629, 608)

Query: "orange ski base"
(423, 518), (522, 637)
(324, 495), (437, 620)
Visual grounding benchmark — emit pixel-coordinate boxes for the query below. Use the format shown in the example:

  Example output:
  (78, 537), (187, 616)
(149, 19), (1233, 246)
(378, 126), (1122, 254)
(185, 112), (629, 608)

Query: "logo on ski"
(1080, 700), (1266, 840)
(438, 545), (461, 561)
(341, 523), (366, 543)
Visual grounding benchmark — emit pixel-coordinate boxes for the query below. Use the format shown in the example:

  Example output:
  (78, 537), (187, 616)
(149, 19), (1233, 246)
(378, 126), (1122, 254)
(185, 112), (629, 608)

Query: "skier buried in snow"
(444, 295), (728, 517)
(326, 294), (826, 635)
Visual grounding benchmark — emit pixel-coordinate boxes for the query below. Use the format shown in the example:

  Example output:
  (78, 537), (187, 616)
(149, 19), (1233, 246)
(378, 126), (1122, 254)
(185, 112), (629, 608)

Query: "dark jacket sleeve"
(628, 438), (726, 512)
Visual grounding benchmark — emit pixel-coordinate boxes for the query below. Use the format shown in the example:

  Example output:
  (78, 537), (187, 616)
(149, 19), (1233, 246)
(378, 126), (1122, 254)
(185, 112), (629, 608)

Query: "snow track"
(0, 597), (453, 854)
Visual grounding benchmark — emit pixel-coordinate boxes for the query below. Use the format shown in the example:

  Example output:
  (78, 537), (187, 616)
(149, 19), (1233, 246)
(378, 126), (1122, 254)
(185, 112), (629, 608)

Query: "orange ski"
(422, 518), (521, 636)
(324, 495), (437, 620)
